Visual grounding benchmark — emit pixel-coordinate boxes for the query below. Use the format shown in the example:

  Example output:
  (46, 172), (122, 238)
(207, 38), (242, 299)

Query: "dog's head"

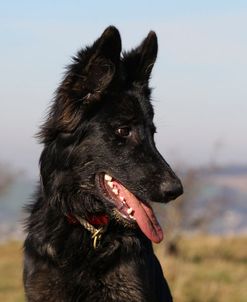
(39, 26), (183, 243)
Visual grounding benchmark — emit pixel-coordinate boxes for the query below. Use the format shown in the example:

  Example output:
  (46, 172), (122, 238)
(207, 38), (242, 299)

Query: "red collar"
(66, 213), (109, 226)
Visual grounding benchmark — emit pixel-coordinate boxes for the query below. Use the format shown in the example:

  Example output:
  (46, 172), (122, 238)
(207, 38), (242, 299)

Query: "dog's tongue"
(112, 181), (163, 243)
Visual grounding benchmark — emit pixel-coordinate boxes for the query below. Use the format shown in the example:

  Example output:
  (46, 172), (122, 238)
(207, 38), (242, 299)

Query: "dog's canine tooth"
(120, 196), (125, 202)
(107, 181), (114, 188)
(104, 174), (112, 181)
(112, 188), (118, 195)
(127, 208), (133, 214)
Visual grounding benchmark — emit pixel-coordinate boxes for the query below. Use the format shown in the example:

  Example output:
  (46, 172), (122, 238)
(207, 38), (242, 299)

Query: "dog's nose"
(160, 178), (183, 202)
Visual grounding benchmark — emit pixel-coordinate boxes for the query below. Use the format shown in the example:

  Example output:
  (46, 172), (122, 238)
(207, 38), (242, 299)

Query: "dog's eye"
(116, 127), (131, 137)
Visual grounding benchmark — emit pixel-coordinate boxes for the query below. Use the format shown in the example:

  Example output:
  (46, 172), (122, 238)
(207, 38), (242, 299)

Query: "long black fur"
(23, 26), (183, 302)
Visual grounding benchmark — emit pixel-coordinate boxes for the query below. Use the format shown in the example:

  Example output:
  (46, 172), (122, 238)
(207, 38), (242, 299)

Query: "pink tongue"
(112, 181), (163, 243)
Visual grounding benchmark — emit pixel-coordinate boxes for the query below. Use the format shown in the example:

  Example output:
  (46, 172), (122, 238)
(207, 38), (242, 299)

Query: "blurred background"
(0, 1), (246, 301)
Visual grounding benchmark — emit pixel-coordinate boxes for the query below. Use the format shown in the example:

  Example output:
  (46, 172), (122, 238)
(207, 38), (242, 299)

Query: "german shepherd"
(24, 26), (183, 302)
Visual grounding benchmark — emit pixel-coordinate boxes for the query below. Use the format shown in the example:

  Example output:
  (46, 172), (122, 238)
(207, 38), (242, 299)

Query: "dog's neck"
(66, 213), (109, 226)
(66, 213), (109, 249)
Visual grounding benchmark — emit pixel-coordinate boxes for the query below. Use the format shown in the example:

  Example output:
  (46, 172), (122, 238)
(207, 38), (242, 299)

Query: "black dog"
(23, 26), (183, 302)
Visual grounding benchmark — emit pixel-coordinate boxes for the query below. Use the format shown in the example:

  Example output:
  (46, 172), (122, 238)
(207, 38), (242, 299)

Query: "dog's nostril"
(160, 179), (183, 202)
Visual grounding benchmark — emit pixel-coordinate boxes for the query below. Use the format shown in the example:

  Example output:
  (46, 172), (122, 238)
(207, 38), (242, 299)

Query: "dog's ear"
(83, 26), (121, 100)
(60, 26), (121, 104)
(39, 27), (122, 142)
(123, 31), (158, 85)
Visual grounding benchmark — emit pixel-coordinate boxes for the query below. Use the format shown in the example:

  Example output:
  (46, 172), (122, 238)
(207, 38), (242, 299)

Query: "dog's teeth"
(120, 196), (126, 204)
(127, 208), (133, 214)
(104, 174), (112, 181)
(112, 188), (118, 195)
(129, 215), (136, 220)
(107, 181), (114, 188)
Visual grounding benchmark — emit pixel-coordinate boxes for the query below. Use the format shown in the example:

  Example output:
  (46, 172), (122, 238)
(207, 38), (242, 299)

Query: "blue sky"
(1, 1), (247, 177)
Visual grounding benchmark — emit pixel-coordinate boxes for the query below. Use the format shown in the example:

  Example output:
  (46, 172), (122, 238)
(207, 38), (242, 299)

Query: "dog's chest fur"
(24, 223), (172, 302)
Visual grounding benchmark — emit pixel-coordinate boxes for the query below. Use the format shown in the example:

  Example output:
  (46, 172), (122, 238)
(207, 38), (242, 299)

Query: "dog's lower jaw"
(112, 209), (137, 228)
